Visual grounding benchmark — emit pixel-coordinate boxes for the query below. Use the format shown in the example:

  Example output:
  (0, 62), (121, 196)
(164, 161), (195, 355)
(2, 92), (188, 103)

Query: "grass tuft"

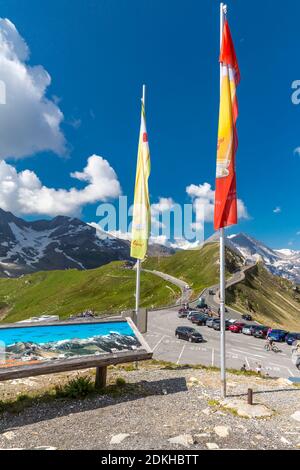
(54, 375), (94, 399)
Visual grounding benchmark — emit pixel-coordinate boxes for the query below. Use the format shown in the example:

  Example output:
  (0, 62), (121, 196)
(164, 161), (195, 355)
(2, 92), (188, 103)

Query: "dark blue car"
(268, 329), (288, 342)
(286, 332), (300, 345)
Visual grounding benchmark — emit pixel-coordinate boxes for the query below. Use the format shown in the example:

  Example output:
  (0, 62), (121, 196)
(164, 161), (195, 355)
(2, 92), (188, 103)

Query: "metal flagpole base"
(221, 379), (226, 399)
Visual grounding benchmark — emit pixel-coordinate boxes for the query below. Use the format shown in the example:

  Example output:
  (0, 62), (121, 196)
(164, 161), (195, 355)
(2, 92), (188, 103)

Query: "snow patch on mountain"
(0, 209), (131, 277)
(229, 233), (300, 284)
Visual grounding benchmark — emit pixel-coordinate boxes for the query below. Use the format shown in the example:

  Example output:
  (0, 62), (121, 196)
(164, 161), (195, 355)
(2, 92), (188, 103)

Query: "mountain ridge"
(227, 232), (300, 284)
(0, 208), (176, 277)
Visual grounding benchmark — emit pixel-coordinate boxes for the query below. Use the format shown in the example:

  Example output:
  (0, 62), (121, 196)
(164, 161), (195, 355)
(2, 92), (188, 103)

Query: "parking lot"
(144, 307), (300, 379)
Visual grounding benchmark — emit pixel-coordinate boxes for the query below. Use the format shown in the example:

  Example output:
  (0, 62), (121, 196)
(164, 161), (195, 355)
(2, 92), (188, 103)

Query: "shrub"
(55, 375), (94, 399)
(115, 377), (126, 387)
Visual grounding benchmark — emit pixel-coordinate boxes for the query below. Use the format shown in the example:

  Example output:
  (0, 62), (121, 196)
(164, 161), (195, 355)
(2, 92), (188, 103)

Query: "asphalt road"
(143, 264), (300, 379)
(143, 268), (191, 305)
(144, 307), (300, 379)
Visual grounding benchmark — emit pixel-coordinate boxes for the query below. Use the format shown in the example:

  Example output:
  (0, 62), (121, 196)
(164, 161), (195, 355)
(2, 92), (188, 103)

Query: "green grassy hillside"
(0, 262), (181, 324)
(143, 243), (243, 296)
(1, 241), (299, 330)
(144, 243), (300, 329)
(227, 263), (300, 330)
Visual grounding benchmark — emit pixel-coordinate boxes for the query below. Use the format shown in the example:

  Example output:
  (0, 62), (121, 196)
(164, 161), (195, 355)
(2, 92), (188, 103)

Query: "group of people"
(240, 362), (264, 375)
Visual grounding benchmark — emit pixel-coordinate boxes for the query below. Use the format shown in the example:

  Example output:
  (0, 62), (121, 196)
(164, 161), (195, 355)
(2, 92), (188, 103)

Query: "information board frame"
(0, 316), (152, 382)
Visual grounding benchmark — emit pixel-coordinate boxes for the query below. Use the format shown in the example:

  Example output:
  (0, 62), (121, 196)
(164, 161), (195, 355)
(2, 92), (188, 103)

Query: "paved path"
(143, 268), (192, 305)
(144, 307), (300, 378)
(143, 264), (299, 379)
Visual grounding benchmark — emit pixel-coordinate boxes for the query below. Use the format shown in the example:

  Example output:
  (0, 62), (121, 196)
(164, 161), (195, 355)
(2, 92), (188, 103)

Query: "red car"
(229, 322), (245, 333)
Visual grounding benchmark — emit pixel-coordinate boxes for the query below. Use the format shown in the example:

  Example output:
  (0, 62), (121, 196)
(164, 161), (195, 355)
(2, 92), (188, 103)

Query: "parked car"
(286, 332), (300, 346)
(253, 326), (269, 339)
(213, 320), (230, 331)
(178, 309), (189, 318)
(192, 314), (209, 326)
(206, 317), (218, 328)
(229, 321), (245, 333)
(175, 326), (203, 343)
(187, 310), (200, 321)
(208, 289), (215, 296)
(190, 313), (205, 324)
(242, 314), (253, 321)
(242, 324), (257, 335)
(268, 329), (288, 342)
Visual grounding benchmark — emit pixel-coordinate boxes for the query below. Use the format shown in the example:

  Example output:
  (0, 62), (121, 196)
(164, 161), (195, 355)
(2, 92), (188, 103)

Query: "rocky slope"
(0, 208), (131, 277)
(0, 209), (176, 278)
(227, 233), (300, 284)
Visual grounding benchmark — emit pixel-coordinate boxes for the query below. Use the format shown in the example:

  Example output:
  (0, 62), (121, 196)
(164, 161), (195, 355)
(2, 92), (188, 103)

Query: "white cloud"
(0, 18), (65, 159)
(186, 182), (215, 201)
(151, 197), (175, 229)
(106, 230), (132, 242)
(294, 148), (300, 157)
(0, 155), (121, 216)
(237, 199), (249, 219)
(103, 229), (201, 251)
(186, 182), (249, 222)
(151, 197), (175, 214)
(149, 235), (200, 250)
(273, 206), (281, 214)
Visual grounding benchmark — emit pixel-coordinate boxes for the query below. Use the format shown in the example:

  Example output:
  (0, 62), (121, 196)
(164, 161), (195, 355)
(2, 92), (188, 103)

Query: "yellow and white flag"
(130, 99), (151, 260)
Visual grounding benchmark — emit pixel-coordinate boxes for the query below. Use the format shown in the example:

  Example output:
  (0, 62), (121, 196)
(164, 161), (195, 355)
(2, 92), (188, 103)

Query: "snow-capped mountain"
(0, 209), (130, 277)
(0, 209), (176, 278)
(228, 233), (300, 284)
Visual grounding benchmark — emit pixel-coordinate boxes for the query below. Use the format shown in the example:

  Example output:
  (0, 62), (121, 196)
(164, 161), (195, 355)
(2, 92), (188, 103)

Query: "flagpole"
(135, 259), (141, 319)
(135, 84), (146, 321)
(219, 3), (227, 399)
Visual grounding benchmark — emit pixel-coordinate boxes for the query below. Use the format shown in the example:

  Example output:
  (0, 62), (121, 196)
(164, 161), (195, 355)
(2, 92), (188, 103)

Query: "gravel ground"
(0, 365), (299, 450)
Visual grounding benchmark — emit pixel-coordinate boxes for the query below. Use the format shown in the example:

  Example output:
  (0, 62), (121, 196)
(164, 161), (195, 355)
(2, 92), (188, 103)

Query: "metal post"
(135, 259), (141, 318)
(220, 227), (226, 398)
(219, 3), (227, 399)
(247, 388), (253, 405)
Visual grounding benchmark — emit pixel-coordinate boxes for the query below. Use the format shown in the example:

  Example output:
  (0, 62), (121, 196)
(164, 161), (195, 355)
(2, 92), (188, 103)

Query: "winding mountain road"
(142, 268), (192, 306)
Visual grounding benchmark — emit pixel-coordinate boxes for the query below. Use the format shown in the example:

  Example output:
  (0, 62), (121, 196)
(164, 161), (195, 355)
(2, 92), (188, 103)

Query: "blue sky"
(0, 0), (299, 249)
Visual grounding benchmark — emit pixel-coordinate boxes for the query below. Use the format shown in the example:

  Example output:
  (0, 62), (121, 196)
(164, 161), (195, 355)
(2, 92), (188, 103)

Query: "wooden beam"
(0, 316), (153, 382)
(95, 366), (107, 389)
(0, 350), (152, 382)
